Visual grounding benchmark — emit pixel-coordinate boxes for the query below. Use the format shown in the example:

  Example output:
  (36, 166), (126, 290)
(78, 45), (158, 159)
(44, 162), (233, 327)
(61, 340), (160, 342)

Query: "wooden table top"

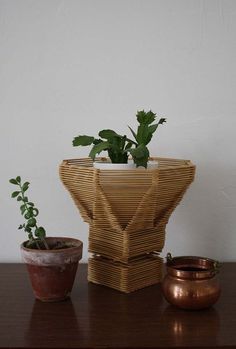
(0, 263), (235, 349)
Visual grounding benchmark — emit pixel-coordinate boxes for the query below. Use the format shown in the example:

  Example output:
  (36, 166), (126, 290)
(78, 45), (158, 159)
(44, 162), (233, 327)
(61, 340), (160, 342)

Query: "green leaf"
(35, 227), (46, 238)
(142, 124), (159, 145)
(28, 202), (34, 206)
(25, 226), (32, 233)
(129, 144), (150, 168)
(158, 118), (166, 125)
(20, 205), (26, 214)
(9, 178), (18, 185)
(108, 148), (128, 163)
(93, 138), (103, 145)
(126, 137), (138, 146)
(121, 135), (127, 149)
(89, 141), (110, 160)
(23, 196), (28, 202)
(128, 126), (138, 142)
(28, 218), (36, 227)
(24, 212), (32, 220)
(28, 207), (34, 215)
(148, 123), (159, 134)
(22, 182), (29, 192)
(28, 233), (33, 240)
(18, 224), (23, 230)
(136, 110), (156, 125)
(32, 208), (39, 217)
(125, 141), (133, 150)
(98, 129), (119, 139)
(17, 196), (23, 201)
(130, 144), (149, 158)
(73, 135), (95, 146)
(16, 176), (21, 183)
(136, 124), (149, 145)
(107, 137), (124, 161)
(11, 191), (20, 198)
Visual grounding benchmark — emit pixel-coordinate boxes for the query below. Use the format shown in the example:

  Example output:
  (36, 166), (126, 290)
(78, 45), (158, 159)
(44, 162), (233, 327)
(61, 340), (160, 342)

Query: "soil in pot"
(21, 237), (83, 302)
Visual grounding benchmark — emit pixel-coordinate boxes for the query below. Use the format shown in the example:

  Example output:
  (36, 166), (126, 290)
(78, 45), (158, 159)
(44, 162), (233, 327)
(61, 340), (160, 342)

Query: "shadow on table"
(24, 281), (221, 348)
(159, 305), (220, 347)
(87, 282), (220, 347)
(24, 298), (83, 347)
(87, 282), (165, 347)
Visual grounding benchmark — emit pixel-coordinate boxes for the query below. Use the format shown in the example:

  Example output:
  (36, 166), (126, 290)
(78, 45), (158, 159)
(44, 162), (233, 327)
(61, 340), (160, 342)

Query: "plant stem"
(20, 184), (49, 250)
(42, 238), (49, 250)
(35, 240), (41, 250)
(35, 223), (49, 250)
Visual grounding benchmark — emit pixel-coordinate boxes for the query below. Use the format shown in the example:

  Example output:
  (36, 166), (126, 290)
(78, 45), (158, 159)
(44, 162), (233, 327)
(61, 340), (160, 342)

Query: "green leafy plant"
(128, 110), (166, 167)
(73, 130), (136, 164)
(73, 110), (166, 168)
(10, 176), (49, 250)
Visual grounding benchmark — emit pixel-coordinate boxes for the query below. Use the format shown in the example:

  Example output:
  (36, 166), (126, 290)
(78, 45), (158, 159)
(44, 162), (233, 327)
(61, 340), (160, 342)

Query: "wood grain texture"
(0, 263), (235, 349)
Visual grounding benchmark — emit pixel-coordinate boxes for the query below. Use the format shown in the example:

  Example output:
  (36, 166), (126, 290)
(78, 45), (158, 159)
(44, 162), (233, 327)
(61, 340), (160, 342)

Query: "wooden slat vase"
(59, 157), (195, 293)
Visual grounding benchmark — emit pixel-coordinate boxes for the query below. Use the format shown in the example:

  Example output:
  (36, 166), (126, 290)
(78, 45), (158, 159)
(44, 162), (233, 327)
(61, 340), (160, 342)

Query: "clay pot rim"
(21, 237), (83, 254)
(166, 255), (219, 280)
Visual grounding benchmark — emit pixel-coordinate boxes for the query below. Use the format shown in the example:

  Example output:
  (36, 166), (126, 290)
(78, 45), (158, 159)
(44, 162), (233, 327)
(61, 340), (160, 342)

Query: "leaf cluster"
(73, 110), (166, 168)
(10, 177), (48, 249)
(73, 130), (136, 164)
(128, 110), (166, 167)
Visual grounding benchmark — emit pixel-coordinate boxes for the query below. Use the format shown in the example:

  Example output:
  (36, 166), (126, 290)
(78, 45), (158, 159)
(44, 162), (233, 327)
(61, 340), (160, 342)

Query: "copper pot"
(162, 254), (221, 310)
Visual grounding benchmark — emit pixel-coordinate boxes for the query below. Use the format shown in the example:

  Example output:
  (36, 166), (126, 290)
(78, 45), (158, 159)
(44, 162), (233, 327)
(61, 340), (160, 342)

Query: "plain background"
(1, 0), (235, 263)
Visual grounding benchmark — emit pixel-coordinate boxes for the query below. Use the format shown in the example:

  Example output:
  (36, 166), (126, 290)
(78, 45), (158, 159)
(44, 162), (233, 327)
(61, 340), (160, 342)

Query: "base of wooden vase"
(89, 227), (166, 262)
(88, 254), (163, 293)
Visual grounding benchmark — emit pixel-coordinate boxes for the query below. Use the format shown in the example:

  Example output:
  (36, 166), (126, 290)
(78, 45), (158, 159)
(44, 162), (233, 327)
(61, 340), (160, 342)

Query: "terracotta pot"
(21, 237), (83, 302)
(162, 254), (221, 310)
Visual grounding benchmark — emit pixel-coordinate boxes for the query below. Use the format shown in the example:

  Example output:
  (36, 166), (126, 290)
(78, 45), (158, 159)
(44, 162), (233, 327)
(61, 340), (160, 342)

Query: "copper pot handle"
(213, 260), (220, 274)
(166, 252), (173, 263)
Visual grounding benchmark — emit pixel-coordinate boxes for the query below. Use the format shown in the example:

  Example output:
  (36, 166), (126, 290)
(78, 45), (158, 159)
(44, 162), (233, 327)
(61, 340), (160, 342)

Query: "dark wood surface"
(0, 263), (236, 349)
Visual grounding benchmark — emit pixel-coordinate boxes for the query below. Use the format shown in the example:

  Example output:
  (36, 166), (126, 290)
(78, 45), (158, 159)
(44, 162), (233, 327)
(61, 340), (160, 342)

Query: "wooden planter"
(59, 157), (195, 293)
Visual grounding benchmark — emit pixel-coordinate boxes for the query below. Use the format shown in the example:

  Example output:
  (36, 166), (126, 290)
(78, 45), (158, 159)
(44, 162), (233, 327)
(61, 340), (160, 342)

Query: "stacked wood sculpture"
(59, 157), (195, 293)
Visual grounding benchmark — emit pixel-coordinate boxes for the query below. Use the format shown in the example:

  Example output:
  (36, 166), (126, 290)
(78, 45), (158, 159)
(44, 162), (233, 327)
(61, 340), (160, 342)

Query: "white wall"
(1, 0), (236, 263)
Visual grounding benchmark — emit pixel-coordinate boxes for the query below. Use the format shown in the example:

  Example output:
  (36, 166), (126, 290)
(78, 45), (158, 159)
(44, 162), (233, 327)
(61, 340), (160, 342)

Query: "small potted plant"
(10, 176), (83, 302)
(72, 110), (166, 169)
